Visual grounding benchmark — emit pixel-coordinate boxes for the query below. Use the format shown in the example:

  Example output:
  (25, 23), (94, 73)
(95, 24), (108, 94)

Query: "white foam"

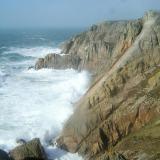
(0, 69), (6, 84)
(0, 67), (89, 160)
(0, 69), (5, 76)
(46, 146), (82, 160)
(0, 46), (7, 49)
(3, 47), (61, 58)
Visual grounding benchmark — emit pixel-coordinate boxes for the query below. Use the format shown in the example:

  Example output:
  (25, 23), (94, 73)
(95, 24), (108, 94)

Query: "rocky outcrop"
(35, 53), (81, 70)
(60, 19), (142, 76)
(35, 13), (143, 78)
(0, 150), (10, 160)
(10, 138), (47, 160)
(55, 11), (160, 160)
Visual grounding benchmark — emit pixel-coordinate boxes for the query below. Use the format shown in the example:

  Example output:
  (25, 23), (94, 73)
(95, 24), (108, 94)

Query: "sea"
(0, 28), (90, 160)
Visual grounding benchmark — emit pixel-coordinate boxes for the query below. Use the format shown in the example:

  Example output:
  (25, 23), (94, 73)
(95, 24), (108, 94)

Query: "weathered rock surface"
(0, 150), (10, 160)
(114, 118), (160, 160)
(35, 13), (143, 78)
(55, 11), (160, 160)
(10, 138), (47, 160)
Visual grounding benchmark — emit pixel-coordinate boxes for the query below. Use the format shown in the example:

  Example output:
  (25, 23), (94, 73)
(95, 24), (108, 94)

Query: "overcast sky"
(0, 0), (160, 28)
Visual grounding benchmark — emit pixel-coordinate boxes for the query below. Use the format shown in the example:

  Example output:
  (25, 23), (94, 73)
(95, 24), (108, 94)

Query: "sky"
(0, 0), (160, 28)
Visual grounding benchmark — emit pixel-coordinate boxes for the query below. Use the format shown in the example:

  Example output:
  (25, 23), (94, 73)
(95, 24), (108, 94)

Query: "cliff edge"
(35, 11), (160, 160)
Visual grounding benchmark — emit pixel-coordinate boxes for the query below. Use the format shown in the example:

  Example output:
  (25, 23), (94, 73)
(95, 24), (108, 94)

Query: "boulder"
(0, 150), (10, 160)
(9, 138), (47, 160)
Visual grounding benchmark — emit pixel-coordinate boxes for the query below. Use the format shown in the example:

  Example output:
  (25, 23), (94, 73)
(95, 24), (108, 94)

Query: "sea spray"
(0, 67), (90, 156)
(0, 28), (88, 160)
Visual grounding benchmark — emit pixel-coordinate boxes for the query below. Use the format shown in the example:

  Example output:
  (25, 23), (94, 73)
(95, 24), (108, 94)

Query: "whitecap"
(0, 46), (7, 49)
(0, 68), (90, 160)
(2, 46), (61, 58)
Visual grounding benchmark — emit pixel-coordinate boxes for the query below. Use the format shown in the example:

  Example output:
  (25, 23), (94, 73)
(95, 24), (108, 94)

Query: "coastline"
(1, 10), (160, 160)
(36, 11), (160, 160)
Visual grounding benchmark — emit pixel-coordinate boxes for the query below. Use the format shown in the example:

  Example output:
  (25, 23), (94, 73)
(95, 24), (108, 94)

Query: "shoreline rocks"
(0, 138), (47, 160)
(35, 53), (81, 70)
(10, 138), (47, 160)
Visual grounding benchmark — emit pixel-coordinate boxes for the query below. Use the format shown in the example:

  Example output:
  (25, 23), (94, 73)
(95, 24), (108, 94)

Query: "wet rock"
(0, 150), (10, 160)
(10, 138), (47, 160)
(35, 58), (45, 70)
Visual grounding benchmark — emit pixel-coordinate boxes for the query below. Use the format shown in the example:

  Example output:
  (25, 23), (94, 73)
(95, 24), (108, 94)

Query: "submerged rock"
(10, 138), (47, 160)
(0, 150), (10, 160)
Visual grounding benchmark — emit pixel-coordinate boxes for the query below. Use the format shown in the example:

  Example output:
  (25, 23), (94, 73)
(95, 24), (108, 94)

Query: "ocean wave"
(28, 37), (47, 41)
(2, 53), (33, 62)
(0, 68), (89, 160)
(2, 46), (61, 58)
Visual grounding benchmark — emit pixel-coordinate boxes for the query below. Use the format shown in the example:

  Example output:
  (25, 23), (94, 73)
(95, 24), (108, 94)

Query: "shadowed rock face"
(34, 11), (160, 160)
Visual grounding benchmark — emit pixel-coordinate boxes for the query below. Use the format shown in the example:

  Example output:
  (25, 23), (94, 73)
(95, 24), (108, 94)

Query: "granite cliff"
(35, 11), (160, 160)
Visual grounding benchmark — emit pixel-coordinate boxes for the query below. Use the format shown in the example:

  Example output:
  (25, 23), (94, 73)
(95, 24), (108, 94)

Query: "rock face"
(35, 11), (160, 159)
(56, 11), (160, 159)
(61, 20), (142, 76)
(10, 138), (47, 160)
